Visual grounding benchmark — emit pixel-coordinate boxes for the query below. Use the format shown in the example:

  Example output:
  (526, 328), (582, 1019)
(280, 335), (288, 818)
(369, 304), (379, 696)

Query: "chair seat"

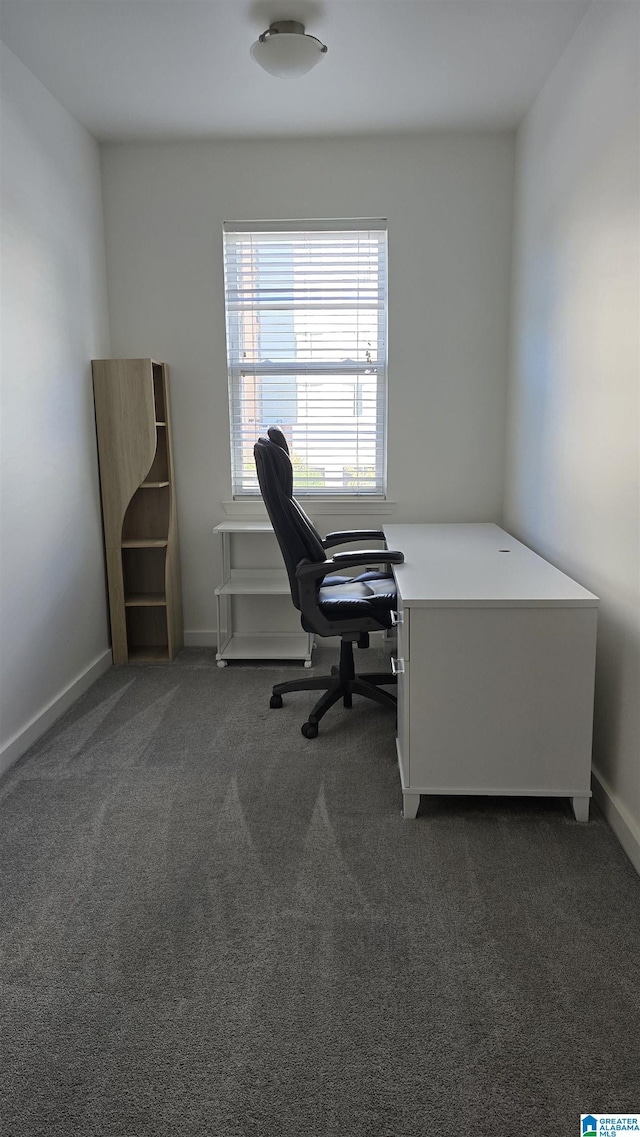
(318, 571), (397, 625)
(321, 569), (392, 587)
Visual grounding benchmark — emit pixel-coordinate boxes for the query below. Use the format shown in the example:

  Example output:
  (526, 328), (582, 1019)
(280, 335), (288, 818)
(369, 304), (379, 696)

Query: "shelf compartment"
(147, 430), (169, 482)
(216, 569), (290, 596)
(122, 539), (168, 548)
(141, 481), (170, 488)
(122, 544), (167, 602)
(125, 594), (167, 607)
(217, 632), (313, 662)
(122, 483), (169, 543)
(127, 646), (171, 663)
(215, 521), (275, 533)
(152, 362), (166, 423)
(126, 605), (168, 661)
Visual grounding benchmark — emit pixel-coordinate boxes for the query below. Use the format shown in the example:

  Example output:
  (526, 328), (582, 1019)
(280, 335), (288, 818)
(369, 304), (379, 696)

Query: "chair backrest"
(264, 427), (326, 544)
(254, 430), (327, 609)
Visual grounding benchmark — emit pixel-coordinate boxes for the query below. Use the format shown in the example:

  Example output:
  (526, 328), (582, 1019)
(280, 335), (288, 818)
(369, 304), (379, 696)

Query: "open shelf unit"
(214, 521), (314, 667)
(92, 358), (183, 664)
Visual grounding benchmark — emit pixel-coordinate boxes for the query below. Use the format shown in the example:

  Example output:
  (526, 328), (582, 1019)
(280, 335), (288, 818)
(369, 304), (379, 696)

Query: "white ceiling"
(0, 0), (590, 141)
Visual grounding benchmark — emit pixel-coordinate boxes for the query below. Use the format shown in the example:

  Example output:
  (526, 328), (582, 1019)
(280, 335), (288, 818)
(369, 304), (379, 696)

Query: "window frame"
(222, 219), (388, 500)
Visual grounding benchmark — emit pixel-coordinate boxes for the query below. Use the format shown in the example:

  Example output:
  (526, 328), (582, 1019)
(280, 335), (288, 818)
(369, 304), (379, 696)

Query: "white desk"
(383, 524), (599, 821)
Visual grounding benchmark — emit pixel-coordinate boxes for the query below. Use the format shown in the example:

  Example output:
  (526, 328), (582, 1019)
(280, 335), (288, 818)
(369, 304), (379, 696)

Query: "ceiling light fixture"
(251, 20), (328, 78)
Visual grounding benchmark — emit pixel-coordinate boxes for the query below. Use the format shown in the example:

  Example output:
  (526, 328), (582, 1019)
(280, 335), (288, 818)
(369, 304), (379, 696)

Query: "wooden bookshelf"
(92, 358), (183, 663)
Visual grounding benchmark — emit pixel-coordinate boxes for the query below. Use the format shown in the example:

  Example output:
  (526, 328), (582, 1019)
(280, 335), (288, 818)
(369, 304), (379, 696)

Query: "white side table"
(214, 522), (314, 667)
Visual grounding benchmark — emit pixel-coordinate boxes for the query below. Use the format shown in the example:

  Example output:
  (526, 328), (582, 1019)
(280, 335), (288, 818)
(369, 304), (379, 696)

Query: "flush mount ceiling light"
(250, 20), (328, 78)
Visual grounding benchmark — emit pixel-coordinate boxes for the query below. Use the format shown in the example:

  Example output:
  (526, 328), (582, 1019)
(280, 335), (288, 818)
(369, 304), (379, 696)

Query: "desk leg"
(572, 796), (590, 823)
(402, 793), (420, 820)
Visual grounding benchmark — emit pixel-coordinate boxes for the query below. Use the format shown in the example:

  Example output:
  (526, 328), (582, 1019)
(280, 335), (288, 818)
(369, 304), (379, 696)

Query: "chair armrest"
(333, 548), (403, 566)
(296, 549), (403, 583)
(322, 529), (385, 549)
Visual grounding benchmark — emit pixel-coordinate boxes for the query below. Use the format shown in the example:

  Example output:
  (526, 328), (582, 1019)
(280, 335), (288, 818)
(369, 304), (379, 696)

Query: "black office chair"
(254, 427), (404, 738)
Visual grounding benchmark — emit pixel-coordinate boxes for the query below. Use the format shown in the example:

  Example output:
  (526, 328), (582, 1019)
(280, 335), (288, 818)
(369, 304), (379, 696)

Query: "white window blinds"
(223, 220), (388, 497)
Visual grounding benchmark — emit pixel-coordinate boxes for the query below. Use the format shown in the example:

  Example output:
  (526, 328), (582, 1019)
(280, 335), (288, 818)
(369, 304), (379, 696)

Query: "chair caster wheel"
(301, 721), (318, 739)
(270, 694), (283, 709)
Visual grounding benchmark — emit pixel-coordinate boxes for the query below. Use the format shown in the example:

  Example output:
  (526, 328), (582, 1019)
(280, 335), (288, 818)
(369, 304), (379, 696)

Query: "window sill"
(223, 498), (397, 519)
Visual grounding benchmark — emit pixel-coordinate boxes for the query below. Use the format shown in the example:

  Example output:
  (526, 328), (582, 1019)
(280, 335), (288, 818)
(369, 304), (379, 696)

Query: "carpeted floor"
(1, 647), (639, 1137)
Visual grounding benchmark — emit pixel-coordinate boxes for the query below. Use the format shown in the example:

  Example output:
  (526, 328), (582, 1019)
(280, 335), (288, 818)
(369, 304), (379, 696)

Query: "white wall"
(100, 132), (514, 637)
(0, 44), (111, 773)
(505, 3), (640, 866)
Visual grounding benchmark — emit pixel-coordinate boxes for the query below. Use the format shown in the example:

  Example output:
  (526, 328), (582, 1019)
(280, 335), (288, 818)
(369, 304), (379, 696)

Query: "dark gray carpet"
(1, 647), (639, 1137)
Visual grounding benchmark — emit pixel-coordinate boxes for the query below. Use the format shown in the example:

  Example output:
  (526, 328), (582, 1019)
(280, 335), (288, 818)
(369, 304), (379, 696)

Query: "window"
(223, 220), (388, 497)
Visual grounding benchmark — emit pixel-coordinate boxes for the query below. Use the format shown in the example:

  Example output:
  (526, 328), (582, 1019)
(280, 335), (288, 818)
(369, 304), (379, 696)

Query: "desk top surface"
(383, 523), (599, 608)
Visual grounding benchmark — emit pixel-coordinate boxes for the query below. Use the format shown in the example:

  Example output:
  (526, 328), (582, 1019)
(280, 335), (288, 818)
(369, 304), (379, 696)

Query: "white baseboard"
(0, 649), (112, 778)
(183, 630), (391, 651)
(592, 767), (640, 876)
(183, 631), (217, 647)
